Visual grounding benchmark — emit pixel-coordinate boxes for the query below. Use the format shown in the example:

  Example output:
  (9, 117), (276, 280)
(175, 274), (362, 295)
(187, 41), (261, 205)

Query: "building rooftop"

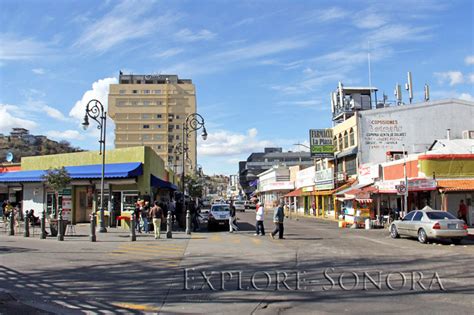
(118, 72), (192, 84)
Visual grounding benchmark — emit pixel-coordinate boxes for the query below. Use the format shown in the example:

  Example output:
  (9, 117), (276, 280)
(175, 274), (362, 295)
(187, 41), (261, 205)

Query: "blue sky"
(0, 0), (473, 175)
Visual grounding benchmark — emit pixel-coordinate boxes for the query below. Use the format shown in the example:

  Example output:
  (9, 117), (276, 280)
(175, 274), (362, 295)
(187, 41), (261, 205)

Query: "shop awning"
(285, 188), (303, 197)
(438, 179), (474, 192)
(150, 174), (178, 190)
(0, 162), (143, 183)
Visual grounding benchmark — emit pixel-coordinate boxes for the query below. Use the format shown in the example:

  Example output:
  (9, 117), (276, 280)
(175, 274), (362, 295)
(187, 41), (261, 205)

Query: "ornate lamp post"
(82, 99), (107, 233)
(181, 113), (207, 195)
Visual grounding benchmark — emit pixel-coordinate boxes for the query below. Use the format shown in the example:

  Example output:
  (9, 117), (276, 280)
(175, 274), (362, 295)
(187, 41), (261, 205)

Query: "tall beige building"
(108, 73), (197, 174)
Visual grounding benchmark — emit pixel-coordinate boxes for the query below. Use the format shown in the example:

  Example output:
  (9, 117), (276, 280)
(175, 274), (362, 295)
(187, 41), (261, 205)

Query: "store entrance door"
(74, 187), (89, 223)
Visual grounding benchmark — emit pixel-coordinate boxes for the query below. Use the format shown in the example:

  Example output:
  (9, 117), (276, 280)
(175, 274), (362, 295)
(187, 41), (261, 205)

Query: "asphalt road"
(1, 212), (473, 314)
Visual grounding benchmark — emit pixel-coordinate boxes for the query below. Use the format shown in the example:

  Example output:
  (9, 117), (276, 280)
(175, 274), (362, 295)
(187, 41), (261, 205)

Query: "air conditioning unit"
(462, 130), (474, 139)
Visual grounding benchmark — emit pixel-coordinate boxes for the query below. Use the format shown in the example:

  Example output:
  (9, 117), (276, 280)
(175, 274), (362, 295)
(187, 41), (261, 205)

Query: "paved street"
(1, 212), (473, 314)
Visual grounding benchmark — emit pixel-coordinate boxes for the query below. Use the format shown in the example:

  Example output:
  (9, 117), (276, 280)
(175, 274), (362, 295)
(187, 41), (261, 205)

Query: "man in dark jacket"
(270, 200), (285, 239)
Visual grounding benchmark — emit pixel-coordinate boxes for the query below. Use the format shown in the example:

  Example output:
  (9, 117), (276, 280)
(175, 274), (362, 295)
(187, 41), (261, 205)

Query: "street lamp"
(82, 99), (107, 233)
(181, 113), (207, 195)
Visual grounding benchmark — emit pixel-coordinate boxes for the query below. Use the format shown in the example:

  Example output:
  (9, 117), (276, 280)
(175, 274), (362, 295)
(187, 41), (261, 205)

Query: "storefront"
(0, 146), (177, 224)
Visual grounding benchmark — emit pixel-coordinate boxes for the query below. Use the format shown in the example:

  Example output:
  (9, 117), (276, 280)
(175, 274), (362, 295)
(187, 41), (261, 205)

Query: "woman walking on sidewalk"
(255, 199), (265, 236)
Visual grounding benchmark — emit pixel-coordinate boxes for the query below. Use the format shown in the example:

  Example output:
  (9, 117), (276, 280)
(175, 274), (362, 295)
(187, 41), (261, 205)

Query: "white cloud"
(0, 33), (52, 61)
(198, 128), (273, 156)
(32, 68), (45, 75)
(175, 28), (216, 42)
(353, 12), (387, 29)
(154, 48), (183, 59)
(465, 55), (474, 65)
(459, 93), (474, 102)
(468, 73), (474, 84)
(434, 71), (464, 86)
(0, 104), (38, 133)
(73, 1), (179, 53)
(46, 130), (85, 141)
(69, 77), (118, 121)
(300, 7), (348, 23)
(163, 37), (309, 76)
(25, 99), (68, 122)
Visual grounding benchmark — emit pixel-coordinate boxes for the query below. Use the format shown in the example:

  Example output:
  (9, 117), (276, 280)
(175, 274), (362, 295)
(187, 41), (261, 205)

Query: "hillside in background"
(0, 128), (82, 163)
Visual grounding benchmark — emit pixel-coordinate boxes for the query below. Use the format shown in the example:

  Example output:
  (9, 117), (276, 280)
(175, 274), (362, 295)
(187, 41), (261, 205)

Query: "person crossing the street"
(270, 200), (285, 240)
(150, 201), (164, 239)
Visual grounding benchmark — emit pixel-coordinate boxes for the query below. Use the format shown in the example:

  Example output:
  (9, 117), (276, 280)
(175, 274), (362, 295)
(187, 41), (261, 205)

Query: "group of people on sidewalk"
(252, 198), (286, 240)
(133, 199), (166, 239)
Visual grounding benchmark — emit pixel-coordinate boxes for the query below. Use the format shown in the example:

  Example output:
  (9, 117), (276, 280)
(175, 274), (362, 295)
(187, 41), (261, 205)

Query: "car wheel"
(390, 225), (400, 239)
(418, 228), (428, 244)
(451, 238), (462, 245)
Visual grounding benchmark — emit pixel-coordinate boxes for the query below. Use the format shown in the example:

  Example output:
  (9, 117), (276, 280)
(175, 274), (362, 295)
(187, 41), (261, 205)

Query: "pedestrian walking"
(134, 200), (142, 233)
(142, 201), (150, 233)
(229, 201), (239, 232)
(254, 199), (265, 236)
(270, 200), (285, 239)
(458, 200), (468, 224)
(150, 201), (164, 239)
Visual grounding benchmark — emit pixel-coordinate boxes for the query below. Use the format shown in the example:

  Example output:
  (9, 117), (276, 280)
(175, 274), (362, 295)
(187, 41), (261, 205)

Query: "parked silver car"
(390, 208), (468, 244)
(207, 204), (230, 231)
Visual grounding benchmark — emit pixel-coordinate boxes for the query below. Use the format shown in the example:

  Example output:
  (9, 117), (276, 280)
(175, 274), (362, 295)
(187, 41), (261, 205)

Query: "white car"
(234, 201), (245, 212)
(207, 204), (230, 231)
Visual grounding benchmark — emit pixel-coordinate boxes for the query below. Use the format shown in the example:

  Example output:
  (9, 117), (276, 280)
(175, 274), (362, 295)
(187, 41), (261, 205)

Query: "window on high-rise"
(143, 90), (150, 94)
(142, 114), (151, 119)
(143, 124), (150, 129)
(344, 131), (349, 148)
(349, 128), (355, 146)
(143, 100), (150, 106)
(132, 90), (138, 94)
(156, 114), (162, 119)
(154, 90), (161, 94)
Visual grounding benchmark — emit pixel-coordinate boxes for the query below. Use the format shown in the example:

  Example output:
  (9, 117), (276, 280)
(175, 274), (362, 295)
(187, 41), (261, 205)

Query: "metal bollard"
(40, 210), (47, 239)
(24, 215), (30, 237)
(185, 210), (191, 235)
(130, 215), (136, 241)
(57, 209), (64, 241)
(89, 212), (96, 242)
(229, 216), (233, 233)
(166, 211), (172, 239)
(9, 211), (14, 236)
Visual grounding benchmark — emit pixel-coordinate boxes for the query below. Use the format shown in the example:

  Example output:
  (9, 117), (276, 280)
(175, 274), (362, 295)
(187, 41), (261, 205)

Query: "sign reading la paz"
(309, 129), (333, 158)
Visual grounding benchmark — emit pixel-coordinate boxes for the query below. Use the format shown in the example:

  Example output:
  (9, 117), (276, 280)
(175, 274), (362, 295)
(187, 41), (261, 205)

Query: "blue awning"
(0, 162), (143, 183)
(150, 174), (178, 190)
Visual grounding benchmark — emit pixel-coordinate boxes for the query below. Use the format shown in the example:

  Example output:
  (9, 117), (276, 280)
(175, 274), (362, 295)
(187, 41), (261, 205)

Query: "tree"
(42, 167), (71, 217)
(185, 175), (203, 198)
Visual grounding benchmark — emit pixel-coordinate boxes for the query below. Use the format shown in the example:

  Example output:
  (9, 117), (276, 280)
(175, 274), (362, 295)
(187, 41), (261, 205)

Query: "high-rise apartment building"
(108, 73), (197, 174)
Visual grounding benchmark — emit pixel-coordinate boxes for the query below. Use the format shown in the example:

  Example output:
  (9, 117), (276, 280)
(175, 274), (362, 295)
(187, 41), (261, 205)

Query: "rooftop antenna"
(405, 71), (413, 104)
(424, 83), (430, 102)
(394, 83), (402, 105)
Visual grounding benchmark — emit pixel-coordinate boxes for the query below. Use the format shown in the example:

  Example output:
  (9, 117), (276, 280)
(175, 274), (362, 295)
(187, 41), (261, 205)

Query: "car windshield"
(235, 202), (244, 205)
(426, 211), (457, 220)
(212, 205), (230, 212)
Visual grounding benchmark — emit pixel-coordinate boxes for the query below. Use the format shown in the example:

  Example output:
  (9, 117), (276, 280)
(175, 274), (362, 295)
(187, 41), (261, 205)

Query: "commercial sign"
(376, 179), (437, 193)
(261, 181), (294, 192)
(309, 129), (334, 158)
(315, 168), (335, 190)
(295, 166), (315, 189)
(358, 163), (380, 185)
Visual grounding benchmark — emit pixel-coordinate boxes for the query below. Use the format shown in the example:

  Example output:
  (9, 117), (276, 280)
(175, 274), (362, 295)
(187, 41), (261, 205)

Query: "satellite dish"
(6, 152), (13, 163)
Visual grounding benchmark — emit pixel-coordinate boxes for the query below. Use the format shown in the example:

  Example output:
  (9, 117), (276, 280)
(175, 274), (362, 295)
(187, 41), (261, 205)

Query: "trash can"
(49, 219), (68, 236)
(365, 218), (371, 230)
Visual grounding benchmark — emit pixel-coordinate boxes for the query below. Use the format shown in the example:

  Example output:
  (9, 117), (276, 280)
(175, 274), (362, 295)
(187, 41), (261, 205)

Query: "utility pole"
(403, 144), (408, 215)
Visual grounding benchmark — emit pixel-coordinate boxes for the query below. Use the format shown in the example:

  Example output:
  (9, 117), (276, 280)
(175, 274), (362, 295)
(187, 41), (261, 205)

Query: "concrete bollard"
(40, 210), (47, 239)
(57, 209), (64, 241)
(186, 210), (191, 235)
(166, 211), (172, 239)
(89, 212), (96, 242)
(130, 214), (136, 241)
(9, 211), (14, 236)
(24, 215), (30, 237)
